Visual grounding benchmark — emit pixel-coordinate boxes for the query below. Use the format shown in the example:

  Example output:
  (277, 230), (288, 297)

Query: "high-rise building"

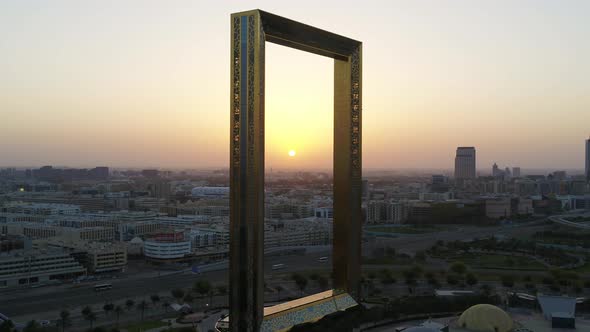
(454, 147), (476, 179)
(586, 137), (590, 182)
(512, 167), (521, 178)
(492, 163), (499, 177)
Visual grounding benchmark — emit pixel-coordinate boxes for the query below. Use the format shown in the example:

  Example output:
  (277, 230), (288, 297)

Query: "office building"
(454, 147), (476, 179)
(492, 163), (500, 177)
(0, 249), (86, 288)
(512, 167), (521, 178)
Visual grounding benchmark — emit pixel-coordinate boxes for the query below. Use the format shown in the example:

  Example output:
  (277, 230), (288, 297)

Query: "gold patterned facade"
(229, 10), (362, 332)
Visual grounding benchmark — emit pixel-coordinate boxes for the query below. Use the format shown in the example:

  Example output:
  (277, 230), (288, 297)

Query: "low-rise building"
(0, 249), (86, 288)
(42, 240), (127, 273)
(144, 231), (192, 261)
(485, 198), (512, 219)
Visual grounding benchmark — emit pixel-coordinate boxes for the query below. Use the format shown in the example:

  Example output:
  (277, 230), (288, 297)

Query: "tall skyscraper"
(586, 137), (590, 182)
(512, 167), (521, 178)
(454, 147), (476, 179)
(492, 163), (499, 177)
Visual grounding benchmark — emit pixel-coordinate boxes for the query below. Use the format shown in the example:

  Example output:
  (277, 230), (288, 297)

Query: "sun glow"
(288, 149), (296, 157)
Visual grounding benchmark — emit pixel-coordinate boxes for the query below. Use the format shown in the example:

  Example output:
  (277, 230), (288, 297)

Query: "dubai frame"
(229, 9), (362, 331)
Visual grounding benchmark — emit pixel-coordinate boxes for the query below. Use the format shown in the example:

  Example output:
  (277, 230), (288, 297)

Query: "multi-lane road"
(0, 222), (550, 324)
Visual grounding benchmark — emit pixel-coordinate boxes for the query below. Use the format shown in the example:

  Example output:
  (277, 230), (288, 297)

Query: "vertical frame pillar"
(229, 11), (265, 332)
(333, 46), (362, 298)
(229, 9), (361, 332)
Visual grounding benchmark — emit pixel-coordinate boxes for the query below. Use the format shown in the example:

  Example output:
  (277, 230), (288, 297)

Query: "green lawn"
(363, 257), (415, 265)
(123, 320), (169, 332)
(366, 225), (452, 234)
(451, 253), (546, 270)
(574, 263), (590, 273)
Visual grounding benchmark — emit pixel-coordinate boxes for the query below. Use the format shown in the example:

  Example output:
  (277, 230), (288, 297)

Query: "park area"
(366, 224), (454, 235)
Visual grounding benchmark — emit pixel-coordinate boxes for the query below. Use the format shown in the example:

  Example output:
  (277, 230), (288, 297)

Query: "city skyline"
(1, 0), (589, 169)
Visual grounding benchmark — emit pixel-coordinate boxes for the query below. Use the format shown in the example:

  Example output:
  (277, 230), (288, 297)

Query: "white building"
(189, 227), (228, 248)
(0, 249), (86, 288)
(3, 202), (81, 215)
(144, 232), (192, 260)
(191, 187), (229, 198)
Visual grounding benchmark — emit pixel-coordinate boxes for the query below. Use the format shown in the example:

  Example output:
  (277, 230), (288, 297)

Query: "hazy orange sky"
(1, 0), (589, 170)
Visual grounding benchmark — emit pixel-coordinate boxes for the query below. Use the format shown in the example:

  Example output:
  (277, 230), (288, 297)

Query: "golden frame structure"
(229, 9), (362, 331)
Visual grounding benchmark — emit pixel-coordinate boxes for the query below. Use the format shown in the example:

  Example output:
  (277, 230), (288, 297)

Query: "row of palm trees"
(57, 293), (173, 331)
(169, 280), (228, 308)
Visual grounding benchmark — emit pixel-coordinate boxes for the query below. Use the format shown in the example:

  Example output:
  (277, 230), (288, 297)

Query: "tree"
(379, 269), (396, 284)
(317, 276), (329, 290)
(501, 275), (515, 288)
(162, 301), (170, 313)
(415, 251), (426, 262)
(0, 320), (15, 332)
(504, 257), (515, 267)
(216, 285), (228, 297)
(291, 273), (308, 295)
(183, 293), (194, 306)
(137, 300), (148, 321)
(450, 262), (467, 275)
(465, 273), (478, 286)
(171, 288), (185, 302)
(103, 303), (114, 316)
(275, 285), (284, 300)
(23, 321), (40, 332)
(58, 310), (70, 332)
(480, 284), (493, 296)
(81, 306), (92, 318)
(83, 309), (96, 329)
(125, 299), (135, 311)
(446, 274), (459, 285)
(114, 306), (124, 326)
(150, 294), (160, 307)
(193, 280), (212, 299)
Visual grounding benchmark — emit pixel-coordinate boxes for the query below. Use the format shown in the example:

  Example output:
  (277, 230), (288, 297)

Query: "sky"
(1, 0), (589, 170)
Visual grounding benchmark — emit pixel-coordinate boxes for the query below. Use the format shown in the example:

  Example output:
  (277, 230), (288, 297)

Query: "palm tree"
(216, 285), (228, 306)
(150, 294), (160, 307)
(162, 301), (170, 313)
(24, 320), (40, 332)
(0, 319), (15, 332)
(103, 303), (114, 316)
(317, 276), (329, 291)
(125, 299), (135, 311)
(171, 288), (185, 303)
(183, 293), (194, 307)
(58, 310), (70, 332)
(114, 306), (124, 326)
(291, 274), (308, 296)
(193, 280), (211, 299)
(137, 300), (148, 321)
(274, 285), (284, 301)
(83, 310), (96, 329)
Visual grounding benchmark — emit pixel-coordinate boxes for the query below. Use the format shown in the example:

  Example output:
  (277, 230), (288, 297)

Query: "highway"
(0, 222), (549, 324)
(549, 214), (590, 230)
(0, 252), (332, 321)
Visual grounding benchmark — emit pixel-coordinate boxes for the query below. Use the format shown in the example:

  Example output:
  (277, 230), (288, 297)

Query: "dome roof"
(458, 304), (513, 332)
(130, 237), (144, 244)
(403, 327), (440, 332)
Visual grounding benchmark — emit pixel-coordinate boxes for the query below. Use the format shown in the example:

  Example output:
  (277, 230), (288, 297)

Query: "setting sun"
(288, 150), (296, 157)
